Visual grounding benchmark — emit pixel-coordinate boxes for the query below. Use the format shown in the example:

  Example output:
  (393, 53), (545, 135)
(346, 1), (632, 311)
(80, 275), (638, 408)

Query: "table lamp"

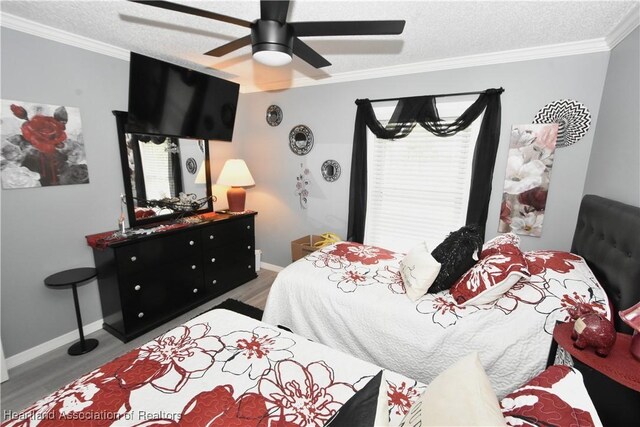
(216, 159), (255, 213)
(620, 301), (640, 361)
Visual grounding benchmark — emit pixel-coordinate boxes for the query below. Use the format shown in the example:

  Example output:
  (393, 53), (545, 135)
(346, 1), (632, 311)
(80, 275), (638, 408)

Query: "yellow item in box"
(291, 235), (323, 262)
(291, 233), (343, 262)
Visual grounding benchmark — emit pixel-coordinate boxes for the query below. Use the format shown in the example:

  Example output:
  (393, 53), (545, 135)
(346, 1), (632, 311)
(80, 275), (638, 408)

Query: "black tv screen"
(127, 52), (239, 141)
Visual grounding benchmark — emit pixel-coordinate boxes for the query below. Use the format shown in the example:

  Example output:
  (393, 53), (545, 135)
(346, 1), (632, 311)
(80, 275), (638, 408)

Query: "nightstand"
(548, 321), (640, 426)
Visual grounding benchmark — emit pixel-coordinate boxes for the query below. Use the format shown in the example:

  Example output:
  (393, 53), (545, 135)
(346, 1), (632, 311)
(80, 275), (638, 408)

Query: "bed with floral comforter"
(262, 242), (611, 398)
(1, 309), (424, 427)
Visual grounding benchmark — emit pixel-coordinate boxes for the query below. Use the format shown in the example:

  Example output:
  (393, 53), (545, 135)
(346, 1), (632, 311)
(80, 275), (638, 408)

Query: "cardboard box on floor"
(291, 235), (323, 262)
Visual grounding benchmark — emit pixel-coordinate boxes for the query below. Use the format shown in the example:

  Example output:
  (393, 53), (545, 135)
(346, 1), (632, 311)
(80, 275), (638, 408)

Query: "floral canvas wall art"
(498, 123), (558, 237)
(1, 99), (89, 189)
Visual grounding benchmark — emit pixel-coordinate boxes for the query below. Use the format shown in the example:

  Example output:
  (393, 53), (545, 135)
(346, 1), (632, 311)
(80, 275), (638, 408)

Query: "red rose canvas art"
(1, 99), (89, 188)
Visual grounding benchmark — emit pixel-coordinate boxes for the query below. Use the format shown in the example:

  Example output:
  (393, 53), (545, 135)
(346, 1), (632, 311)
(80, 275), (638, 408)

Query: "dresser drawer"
(204, 241), (255, 268)
(204, 257), (256, 294)
(116, 230), (201, 275)
(201, 217), (254, 249)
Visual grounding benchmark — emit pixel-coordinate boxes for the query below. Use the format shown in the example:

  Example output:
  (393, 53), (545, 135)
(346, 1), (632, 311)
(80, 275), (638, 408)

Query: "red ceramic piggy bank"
(571, 312), (616, 357)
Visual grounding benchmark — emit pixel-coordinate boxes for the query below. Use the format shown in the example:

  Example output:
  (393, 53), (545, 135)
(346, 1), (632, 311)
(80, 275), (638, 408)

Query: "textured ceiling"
(1, 1), (637, 92)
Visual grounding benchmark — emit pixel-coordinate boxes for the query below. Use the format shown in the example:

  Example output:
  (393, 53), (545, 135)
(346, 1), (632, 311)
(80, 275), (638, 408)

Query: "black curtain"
(347, 88), (503, 243)
(130, 135), (148, 204)
(167, 138), (184, 197)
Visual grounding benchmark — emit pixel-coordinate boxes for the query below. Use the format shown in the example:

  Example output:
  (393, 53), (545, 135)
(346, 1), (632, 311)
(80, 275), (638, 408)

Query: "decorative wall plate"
(186, 157), (197, 174)
(266, 105), (283, 126)
(533, 99), (591, 148)
(321, 160), (341, 182)
(289, 125), (314, 155)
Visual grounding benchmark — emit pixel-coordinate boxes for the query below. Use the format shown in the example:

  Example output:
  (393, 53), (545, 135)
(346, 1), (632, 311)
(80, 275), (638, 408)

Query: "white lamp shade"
(217, 159), (255, 187)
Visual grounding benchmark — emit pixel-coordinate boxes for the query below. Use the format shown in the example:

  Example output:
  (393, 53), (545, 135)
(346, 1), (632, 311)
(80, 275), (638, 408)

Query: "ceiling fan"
(129, 0), (405, 68)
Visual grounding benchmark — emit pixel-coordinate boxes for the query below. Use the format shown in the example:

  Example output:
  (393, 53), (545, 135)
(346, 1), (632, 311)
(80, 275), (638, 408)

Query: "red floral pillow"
(501, 365), (599, 426)
(481, 233), (521, 258)
(449, 250), (529, 306)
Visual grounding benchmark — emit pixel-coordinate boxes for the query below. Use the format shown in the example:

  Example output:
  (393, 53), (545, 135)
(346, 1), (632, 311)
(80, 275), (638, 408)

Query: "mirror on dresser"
(113, 111), (214, 227)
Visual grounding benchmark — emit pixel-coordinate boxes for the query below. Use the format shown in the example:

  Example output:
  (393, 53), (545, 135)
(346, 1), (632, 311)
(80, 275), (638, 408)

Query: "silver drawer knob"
(131, 256), (137, 262)
(247, 245), (251, 250)
(191, 265), (197, 270)
(247, 225), (251, 229)
(189, 240), (195, 246)
(248, 265), (252, 269)
(209, 235), (214, 240)
(193, 288), (198, 293)
(138, 312), (144, 318)
(212, 279), (217, 285)
(211, 258), (216, 263)
(134, 285), (141, 291)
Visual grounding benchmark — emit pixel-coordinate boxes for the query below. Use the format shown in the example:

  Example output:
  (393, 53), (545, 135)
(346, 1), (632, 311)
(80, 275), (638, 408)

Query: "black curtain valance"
(347, 88), (504, 243)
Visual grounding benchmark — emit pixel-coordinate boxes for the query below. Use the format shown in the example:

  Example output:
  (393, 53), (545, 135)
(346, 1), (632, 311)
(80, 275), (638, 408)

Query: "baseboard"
(5, 318), (103, 370)
(260, 262), (284, 272)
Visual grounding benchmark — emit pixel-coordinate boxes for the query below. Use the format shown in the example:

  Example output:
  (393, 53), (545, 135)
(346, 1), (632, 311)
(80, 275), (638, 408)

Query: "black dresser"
(89, 212), (257, 342)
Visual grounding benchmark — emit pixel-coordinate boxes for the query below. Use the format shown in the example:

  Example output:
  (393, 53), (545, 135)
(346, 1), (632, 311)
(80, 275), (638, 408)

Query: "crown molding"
(242, 37), (611, 93)
(0, 10), (623, 94)
(0, 12), (129, 61)
(606, 3), (640, 49)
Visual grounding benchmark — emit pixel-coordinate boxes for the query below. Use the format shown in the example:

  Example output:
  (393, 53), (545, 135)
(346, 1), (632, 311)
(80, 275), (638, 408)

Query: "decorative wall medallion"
(533, 99), (591, 148)
(186, 157), (198, 174)
(321, 160), (341, 182)
(266, 105), (283, 127)
(289, 125), (314, 155)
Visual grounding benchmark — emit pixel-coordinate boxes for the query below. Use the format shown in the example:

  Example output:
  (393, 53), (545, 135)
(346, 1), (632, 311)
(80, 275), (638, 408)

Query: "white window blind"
(364, 101), (481, 253)
(139, 141), (172, 200)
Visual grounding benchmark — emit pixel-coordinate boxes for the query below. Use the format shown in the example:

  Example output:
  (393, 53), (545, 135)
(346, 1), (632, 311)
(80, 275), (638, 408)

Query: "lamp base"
(227, 187), (247, 213)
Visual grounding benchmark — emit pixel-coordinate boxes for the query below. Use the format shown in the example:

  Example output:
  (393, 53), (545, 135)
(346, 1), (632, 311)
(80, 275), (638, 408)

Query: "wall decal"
(296, 163), (310, 209)
(1, 99), (88, 189)
(498, 123), (558, 237)
(533, 99), (591, 148)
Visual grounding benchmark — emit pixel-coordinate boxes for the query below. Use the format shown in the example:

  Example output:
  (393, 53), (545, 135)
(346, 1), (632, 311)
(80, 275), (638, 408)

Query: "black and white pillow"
(428, 225), (483, 294)
(325, 370), (389, 427)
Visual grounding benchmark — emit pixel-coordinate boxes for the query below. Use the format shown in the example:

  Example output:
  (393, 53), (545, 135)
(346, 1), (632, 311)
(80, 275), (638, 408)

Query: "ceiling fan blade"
(291, 20), (405, 37)
(293, 37), (331, 68)
(260, 0), (290, 24)
(128, 0), (252, 28)
(204, 35), (252, 57)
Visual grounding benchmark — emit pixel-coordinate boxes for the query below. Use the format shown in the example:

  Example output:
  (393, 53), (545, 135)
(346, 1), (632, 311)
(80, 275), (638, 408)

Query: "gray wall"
(234, 53), (610, 267)
(584, 28), (640, 206)
(1, 28), (130, 358)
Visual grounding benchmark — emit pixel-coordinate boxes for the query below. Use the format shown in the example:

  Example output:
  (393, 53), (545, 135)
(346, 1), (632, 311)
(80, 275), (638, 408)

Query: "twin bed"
(4, 195), (638, 426)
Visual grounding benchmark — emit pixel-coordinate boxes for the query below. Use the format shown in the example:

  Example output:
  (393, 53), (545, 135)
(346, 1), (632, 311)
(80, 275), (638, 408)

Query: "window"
(139, 140), (178, 199)
(364, 101), (481, 253)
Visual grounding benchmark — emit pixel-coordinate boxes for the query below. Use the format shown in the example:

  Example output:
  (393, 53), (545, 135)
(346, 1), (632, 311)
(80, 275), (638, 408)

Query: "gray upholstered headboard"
(571, 195), (640, 334)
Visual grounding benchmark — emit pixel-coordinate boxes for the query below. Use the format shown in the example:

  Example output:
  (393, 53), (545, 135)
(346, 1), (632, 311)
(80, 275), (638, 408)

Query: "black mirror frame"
(113, 111), (214, 228)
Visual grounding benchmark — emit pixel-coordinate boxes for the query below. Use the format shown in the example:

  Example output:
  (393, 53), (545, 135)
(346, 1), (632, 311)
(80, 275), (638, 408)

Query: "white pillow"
(400, 242), (441, 301)
(397, 352), (506, 427)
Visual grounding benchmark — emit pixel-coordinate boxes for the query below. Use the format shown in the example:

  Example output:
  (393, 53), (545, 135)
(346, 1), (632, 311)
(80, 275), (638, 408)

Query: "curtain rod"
(357, 87), (504, 104)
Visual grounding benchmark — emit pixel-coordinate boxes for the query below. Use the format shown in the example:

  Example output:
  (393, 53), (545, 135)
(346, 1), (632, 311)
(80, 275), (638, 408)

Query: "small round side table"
(44, 267), (99, 356)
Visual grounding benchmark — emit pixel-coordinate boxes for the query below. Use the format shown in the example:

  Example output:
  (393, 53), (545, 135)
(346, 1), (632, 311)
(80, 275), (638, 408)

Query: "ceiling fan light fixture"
(253, 49), (292, 66)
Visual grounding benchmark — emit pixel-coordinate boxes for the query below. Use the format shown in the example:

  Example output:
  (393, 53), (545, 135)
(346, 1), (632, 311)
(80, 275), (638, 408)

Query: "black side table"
(44, 267), (99, 355)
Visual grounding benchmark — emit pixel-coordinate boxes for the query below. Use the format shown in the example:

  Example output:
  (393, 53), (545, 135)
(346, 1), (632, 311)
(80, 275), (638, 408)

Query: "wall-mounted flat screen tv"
(127, 52), (239, 141)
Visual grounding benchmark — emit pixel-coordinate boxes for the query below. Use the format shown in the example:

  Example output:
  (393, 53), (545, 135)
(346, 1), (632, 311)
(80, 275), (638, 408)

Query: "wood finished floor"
(0, 269), (277, 416)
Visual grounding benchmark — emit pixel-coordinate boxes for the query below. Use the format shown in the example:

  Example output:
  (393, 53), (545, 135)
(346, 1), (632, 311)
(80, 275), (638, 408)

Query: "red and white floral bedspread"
(2, 309), (424, 427)
(262, 242), (611, 398)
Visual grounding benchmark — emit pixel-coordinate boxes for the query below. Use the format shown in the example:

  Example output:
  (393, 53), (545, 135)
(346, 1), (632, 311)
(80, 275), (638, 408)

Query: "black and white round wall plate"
(186, 157), (198, 174)
(266, 105), (283, 126)
(321, 160), (341, 182)
(289, 125), (314, 155)
(533, 99), (591, 148)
